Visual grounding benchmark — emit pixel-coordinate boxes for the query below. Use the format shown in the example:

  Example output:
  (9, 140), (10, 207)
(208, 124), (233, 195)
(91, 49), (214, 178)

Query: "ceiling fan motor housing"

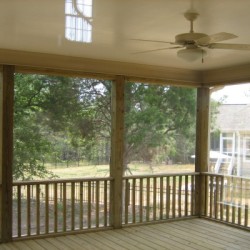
(175, 33), (207, 45)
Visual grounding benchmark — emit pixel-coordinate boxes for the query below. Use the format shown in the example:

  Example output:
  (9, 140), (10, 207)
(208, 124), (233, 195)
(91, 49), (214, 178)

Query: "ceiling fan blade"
(130, 38), (175, 44)
(132, 46), (183, 54)
(208, 43), (250, 50)
(196, 32), (238, 45)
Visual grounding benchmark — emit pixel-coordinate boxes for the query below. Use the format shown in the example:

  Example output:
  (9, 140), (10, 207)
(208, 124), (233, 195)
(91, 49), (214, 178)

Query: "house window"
(222, 138), (233, 154)
(243, 137), (250, 162)
(65, 0), (93, 43)
(221, 133), (234, 155)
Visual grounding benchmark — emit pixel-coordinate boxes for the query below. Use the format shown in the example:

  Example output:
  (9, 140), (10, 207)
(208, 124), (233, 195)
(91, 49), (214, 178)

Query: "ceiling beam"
(202, 64), (250, 87)
(0, 49), (202, 87)
(1, 49), (250, 88)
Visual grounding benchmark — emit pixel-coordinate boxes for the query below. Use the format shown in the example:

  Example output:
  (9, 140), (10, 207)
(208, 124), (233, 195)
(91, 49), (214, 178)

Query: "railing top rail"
(123, 172), (199, 180)
(201, 172), (250, 181)
(13, 176), (113, 186)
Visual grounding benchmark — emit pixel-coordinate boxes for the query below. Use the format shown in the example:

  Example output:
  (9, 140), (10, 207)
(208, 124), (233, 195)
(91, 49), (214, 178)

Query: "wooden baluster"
(27, 184), (31, 236)
(238, 203), (241, 225)
(215, 176), (219, 219)
(45, 184), (49, 234)
(191, 175), (195, 215)
(36, 184), (40, 235)
(185, 175), (188, 216)
(166, 177), (170, 219)
(209, 176), (214, 218)
(244, 204), (248, 227)
(80, 182), (83, 230)
(204, 175), (208, 217)
(71, 182), (75, 231)
(178, 175), (182, 217)
(153, 177), (157, 221)
(227, 177), (232, 205)
(140, 178), (143, 222)
(220, 176), (224, 221)
(96, 181), (100, 228)
(63, 182), (67, 232)
(226, 204), (229, 222)
(146, 178), (150, 221)
(88, 181), (91, 228)
(54, 183), (58, 233)
(232, 205), (236, 224)
(160, 177), (163, 220)
(17, 185), (21, 237)
(104, 180), (108, 227)
(232, 178), (237, 223)
(124, 180), (129, 224)
(172, 176), (176, 218)
(132, 178), (136, 223)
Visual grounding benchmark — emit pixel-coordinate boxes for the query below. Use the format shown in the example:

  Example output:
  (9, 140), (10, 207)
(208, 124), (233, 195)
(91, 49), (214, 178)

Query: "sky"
(211, 83), (250, 104)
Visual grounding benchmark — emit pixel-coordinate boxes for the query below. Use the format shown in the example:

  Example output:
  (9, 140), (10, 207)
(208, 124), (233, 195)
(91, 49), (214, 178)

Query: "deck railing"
(12, 173), (198, 239)
(202, 173), (250, 228)
(123, 173), (198, 225)
(13, 172), (250, 240)
(12, 177), (112, 238)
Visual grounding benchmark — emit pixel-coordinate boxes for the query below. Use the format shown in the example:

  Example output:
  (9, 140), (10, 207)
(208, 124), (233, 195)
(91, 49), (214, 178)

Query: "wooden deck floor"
(1, 219), (250, 250)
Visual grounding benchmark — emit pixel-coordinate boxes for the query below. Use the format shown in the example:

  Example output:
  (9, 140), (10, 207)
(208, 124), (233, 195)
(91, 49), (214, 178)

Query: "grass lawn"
(47, 162), (195, 179)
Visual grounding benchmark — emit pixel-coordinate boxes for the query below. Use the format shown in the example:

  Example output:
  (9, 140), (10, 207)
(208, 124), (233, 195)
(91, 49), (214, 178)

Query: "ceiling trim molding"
(202, 64), (250, 87)
(0, 49), (202, 87)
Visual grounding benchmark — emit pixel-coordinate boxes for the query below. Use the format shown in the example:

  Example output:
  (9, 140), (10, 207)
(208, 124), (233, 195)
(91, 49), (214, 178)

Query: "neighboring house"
(211, 104), (250, 177)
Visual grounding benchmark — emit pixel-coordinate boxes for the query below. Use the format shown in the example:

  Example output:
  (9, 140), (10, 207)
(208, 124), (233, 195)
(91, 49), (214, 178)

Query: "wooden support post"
(110, 76), (125, 229)
(0, 65), (14, 242)
(195, 87), (210, 217)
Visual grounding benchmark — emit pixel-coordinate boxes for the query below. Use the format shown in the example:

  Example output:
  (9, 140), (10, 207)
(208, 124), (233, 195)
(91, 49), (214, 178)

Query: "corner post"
(195, 87), (210, 217)
(0, 65), (14, 242)
(110, 75), (125, 228)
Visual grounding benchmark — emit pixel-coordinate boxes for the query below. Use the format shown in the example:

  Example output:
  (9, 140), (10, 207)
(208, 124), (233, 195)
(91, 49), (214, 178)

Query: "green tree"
(14, 74), (197, 180)
(14, 74), (55, 180)
(124, 83), (197, 166)
(14, 74), (111, 180)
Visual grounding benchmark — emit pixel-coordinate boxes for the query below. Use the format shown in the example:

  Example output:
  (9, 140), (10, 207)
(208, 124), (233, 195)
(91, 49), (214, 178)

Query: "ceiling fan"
(132, 11), (250, 62)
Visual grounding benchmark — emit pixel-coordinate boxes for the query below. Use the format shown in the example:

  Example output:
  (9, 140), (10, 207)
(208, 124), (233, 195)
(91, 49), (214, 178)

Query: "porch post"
(195, 87), (210, 217)
(110, 75), (125, 228)
(0, 65), (14, 242)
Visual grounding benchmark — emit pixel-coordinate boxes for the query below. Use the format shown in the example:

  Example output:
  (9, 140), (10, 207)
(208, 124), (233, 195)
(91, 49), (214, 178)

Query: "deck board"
(128, 225), (190, 250)
(183, 220), (250, 248)
(147, 224), (213, 250)
(101, 230), (154, 250)
(1, 219), (250, 250)
(168, 222), (240, 249)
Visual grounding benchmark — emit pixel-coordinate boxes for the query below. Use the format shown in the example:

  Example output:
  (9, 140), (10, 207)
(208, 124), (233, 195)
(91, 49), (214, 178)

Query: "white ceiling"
(1, 0), (250, 71)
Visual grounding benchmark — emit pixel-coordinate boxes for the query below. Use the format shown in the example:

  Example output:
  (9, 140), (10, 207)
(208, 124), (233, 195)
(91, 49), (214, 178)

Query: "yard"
(47, 162), (195, 179)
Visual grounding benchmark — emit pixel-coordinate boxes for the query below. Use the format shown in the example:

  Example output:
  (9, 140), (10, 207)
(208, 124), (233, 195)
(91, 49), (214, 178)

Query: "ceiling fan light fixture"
(177, 48), (206, 62)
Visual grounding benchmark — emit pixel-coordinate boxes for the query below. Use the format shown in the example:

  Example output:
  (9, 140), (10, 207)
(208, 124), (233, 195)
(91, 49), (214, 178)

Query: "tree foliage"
(14, 74), (111, 179)
(124, 83), (196, 165)
(14, 74), (197, 180)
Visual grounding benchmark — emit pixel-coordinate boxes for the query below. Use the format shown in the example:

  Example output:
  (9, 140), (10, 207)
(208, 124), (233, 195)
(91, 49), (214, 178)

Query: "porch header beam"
(0, 49), (202, 87)
(2, 49), (250, 88)
(201, 63), (250, 87)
